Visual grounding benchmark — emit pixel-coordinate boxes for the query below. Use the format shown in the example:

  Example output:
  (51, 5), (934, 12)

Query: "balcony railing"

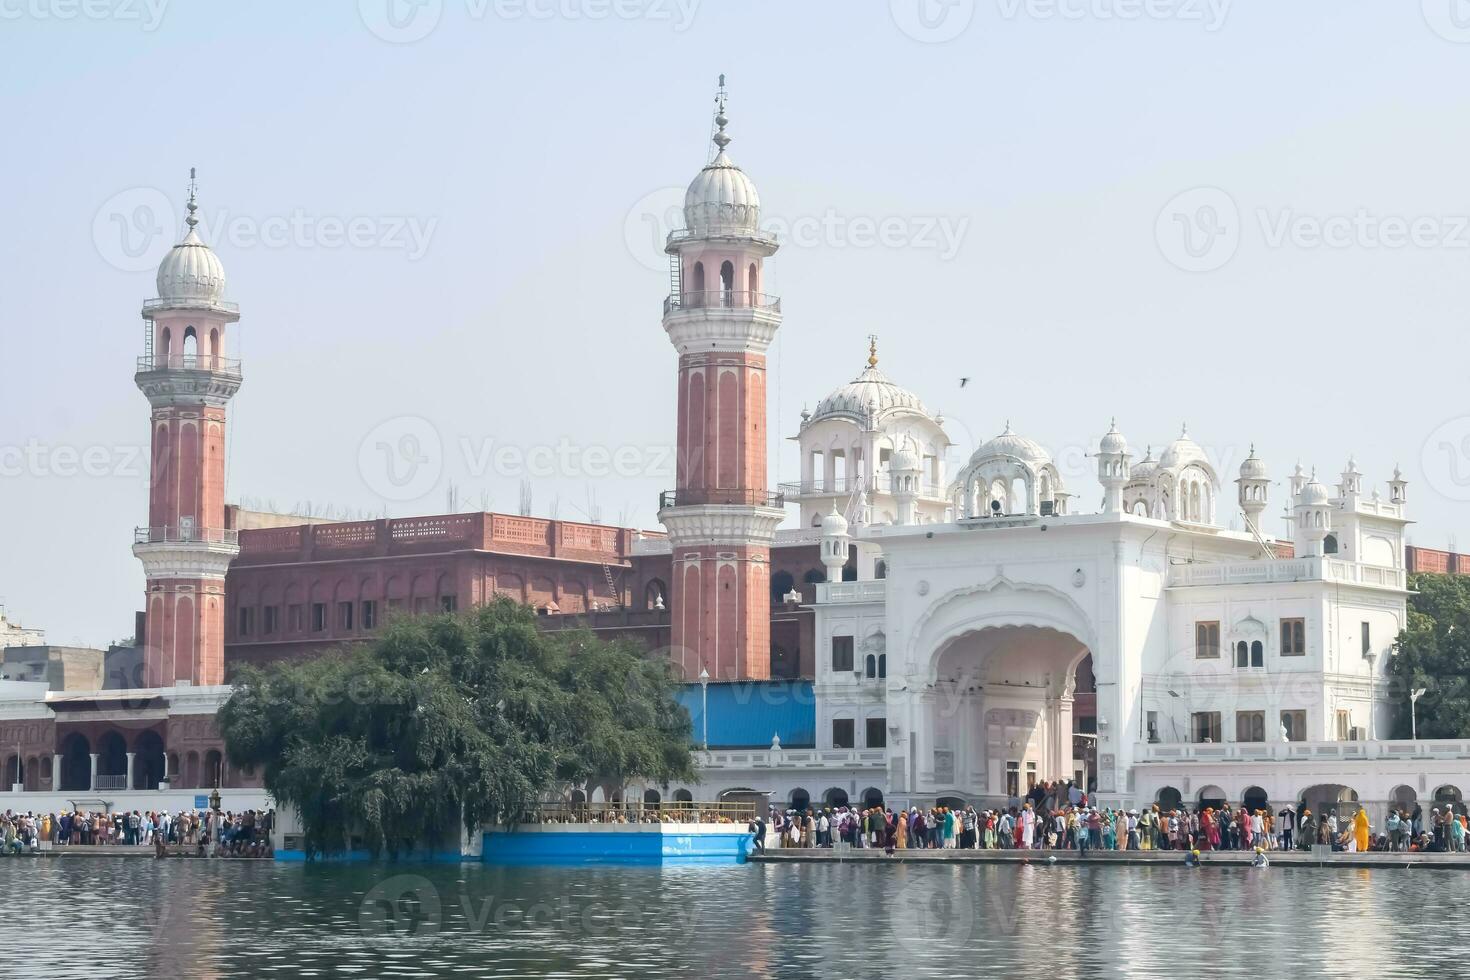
(659, 489), (785, 510)
(816, 581), (887, 605)
(1135, 738), (1470, 763)
(135, 354), (242, 377)
(699, 748), (887, 769)
(663, 290), (782, 316)
(143, 297), (239, 313)
(134, 526), (240, 546)
(1167, 556), (1406, 591)
(778, 478), (948, 499)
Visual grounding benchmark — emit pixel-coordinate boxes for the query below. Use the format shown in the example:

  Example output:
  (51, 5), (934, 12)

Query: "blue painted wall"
(483, 829), (752, 865)
(677, 680), (815, 748)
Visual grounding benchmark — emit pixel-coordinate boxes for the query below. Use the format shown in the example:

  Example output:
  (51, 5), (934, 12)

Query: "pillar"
(89, 753), (98, 792)
(126, 752), (136, 792)
(51, 753), (61, 789)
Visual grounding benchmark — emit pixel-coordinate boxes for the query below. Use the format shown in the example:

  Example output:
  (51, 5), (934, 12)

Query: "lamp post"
(208, 786), (222, 858)
(698, 667), (710, 750)
(1363, 649), (1378, 740)
(1411, 687), (1427, 740)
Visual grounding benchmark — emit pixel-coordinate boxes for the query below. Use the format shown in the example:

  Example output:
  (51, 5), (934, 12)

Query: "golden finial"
(867, 334), (878, 368)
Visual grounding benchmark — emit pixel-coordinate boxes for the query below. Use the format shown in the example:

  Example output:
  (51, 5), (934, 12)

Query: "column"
(125, 752), (136, 792)
(51, 753), (61, 790)
(160, 751), (170, 789)
(88, 753), (98, 792)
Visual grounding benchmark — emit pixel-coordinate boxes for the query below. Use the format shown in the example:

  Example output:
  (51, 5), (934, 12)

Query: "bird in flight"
(959, 377), (970, 388)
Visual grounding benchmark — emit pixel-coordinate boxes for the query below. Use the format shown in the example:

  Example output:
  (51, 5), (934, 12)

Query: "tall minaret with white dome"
(132, 171), (242, 688)
(658, 79), (785, 680)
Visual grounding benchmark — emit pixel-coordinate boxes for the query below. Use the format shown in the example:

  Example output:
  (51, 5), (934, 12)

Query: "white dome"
(156, 222), (226, 307)
(891, 444), (920, 472)
(970, 423), (1051, 468)
(1300, 475), (1330, 506)
(683, 149), (761, 236)
(1159, 427), (1209, 472)
(809, 364), (931, 426)
(1239, 448), (1268, 481)
(1129, 446), (1158, 483)
(820, 507), (849, 534)
(1099, 419), (1128, 455)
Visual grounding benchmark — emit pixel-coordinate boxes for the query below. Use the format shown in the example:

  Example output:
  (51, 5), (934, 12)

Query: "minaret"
(132, 171), (242, 688)
(820, 506), (851, 580)
(659, 80), (784, 680)
(1236, 445), (1270, 537)
(1293, 468), (1331, 558)
(890, 432), (922, 526)
(1389, 465), (1408, 505)
(1096, 418), (1130, 514)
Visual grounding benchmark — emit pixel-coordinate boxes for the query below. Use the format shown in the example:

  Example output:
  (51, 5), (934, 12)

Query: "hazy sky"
(3, 0), (1469, 646)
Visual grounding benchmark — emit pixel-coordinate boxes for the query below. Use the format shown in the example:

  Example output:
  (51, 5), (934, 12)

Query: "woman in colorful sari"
(1353, 808), (1370, 852)
(1203, 809), (1221, 850)
(896, 809), (908, 849)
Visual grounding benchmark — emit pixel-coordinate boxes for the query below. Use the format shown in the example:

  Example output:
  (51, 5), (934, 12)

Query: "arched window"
(1235, 640), (1249, 668)
(1250, 640), (1263, 668)
(643, 579), (667, 611)
(674, 788), (693, 804)
(748, 262), (758, 295)
(719, 260), (734, 303)
(770, 570), (795, 604)
(874, 560), (887, 580)
(802, 568), (826, 585)
(209, 327), (220, 358)
(182, 326), (198, 359)
(877, 654), (887, 679)
(1323, 533), (1339, 554)
(865, 653), (877, 679)
(159, 327), (172, 362)
(692, 261), (705, 295)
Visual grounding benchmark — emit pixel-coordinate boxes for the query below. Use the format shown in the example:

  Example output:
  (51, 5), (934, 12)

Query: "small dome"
(1159, 425), (1209, 472)
(1300, 472), (1330, 507)
(1099, 419), (1128, 455)
(821, 506), (849, 534)
(683, 150), (760, 236)
(971, 423), (1051, 468)
(891, 444), (920, 473)
(1239, 447), (1268, 481)
(156, 227), (227, 305)
(1129, 446), (1158, 483)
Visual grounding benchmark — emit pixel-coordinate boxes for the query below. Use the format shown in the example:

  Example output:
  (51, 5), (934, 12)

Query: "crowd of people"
(0, 807), (274, 857)
(751, 780), (1470, 856)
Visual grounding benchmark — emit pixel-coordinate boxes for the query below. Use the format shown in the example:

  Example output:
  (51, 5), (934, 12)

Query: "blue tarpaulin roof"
(677, 680), (815, 749)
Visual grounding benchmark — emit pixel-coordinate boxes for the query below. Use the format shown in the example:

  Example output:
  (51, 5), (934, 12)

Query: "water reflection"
(0, 859), (1463, 979)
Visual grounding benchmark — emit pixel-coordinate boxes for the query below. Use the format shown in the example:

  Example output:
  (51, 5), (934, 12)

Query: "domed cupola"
(953, 422), (1066, 518)
(154, 172), (228, 309)
(682, 97), (761, 237)
(808, 341), (933, 428)
(1157, 424), (1219, 524)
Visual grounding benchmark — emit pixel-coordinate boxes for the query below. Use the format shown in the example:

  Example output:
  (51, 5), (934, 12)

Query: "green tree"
(1388, 572), (1470, 738)
(218, 597), (695, 858)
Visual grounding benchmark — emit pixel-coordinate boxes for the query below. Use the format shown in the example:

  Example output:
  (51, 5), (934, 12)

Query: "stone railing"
(1135, 739), (1470, 763)
(1167, 556), (1405, 591)
(698, 748), (887, 770)
(816, 581), (887, 605)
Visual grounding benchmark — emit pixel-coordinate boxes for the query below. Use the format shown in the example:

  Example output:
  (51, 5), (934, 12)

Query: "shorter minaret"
(890, 437), (922, 526)
(820, 506), (850, 581)
(1096, 419), (1130, 514)
(1236, 445), (1270, 537)
(1340, 456), (1363, 502)
(1293, 468), (1331, 557)
(1389, 465), (1408, 505)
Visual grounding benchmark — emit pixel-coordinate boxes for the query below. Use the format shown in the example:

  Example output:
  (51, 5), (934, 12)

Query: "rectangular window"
(361, 600), (377, 631)
(1146, 711), (1159, 743)
(1280, 617), (1306, 656)
(237, 607), (253, 637)
(1191, 711), (1222, 744)
(865, 717), (887, 749)
(1280, 709), (1306, 742)
(1335, 710), (1352, 741)
(1006, 761), (1021, 799)
(831, 635), (854, 673)
(311, 602), (326, 633)
(337, 601), (353, 631)
(440, 595), (457, 613)
(262, 606), (279, 636)
(1026, 761), (1038, 791)
(832, 718), (855, 749)
(414, 597), (431, 614)
(1361, 621), (1372, 656)
(1235, 710), (1265, 743)
(1195, 621), (1221, 659)
(287, 604), (303, 633)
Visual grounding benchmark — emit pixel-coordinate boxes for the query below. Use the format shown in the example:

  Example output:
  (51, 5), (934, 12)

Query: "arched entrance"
(1390, 785), (1417, 811)
(911, 577), (1097, 803)
(134, 731), (165, 790)
(861, 787), (884, 809)
(823, 787), (849, 807)
(1243, 786), (1269, 813)
(59, 733), (90, 792)
(789, 788), (811, 812)
(1434, 785), (1464, 816)
(97, 733), (127, 790)
(1300, 783), (1359, 819)
(1197, 785), (1228, 811)
(1157, 786), (1183, 811)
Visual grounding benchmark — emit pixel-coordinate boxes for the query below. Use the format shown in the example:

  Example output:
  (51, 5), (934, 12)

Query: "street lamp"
(1411, 687), (1427, 740)
(698, 667), (710, 750)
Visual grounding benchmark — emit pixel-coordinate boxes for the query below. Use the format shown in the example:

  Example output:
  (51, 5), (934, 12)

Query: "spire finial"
(867, 334), (878, 368)
(711, 74), (731, 154)
(185, 166), (199, 230)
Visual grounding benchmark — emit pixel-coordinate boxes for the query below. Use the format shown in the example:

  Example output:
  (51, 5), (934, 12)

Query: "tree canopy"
(218, 597), (696, 857)
(1388, 572), (1470, 738)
